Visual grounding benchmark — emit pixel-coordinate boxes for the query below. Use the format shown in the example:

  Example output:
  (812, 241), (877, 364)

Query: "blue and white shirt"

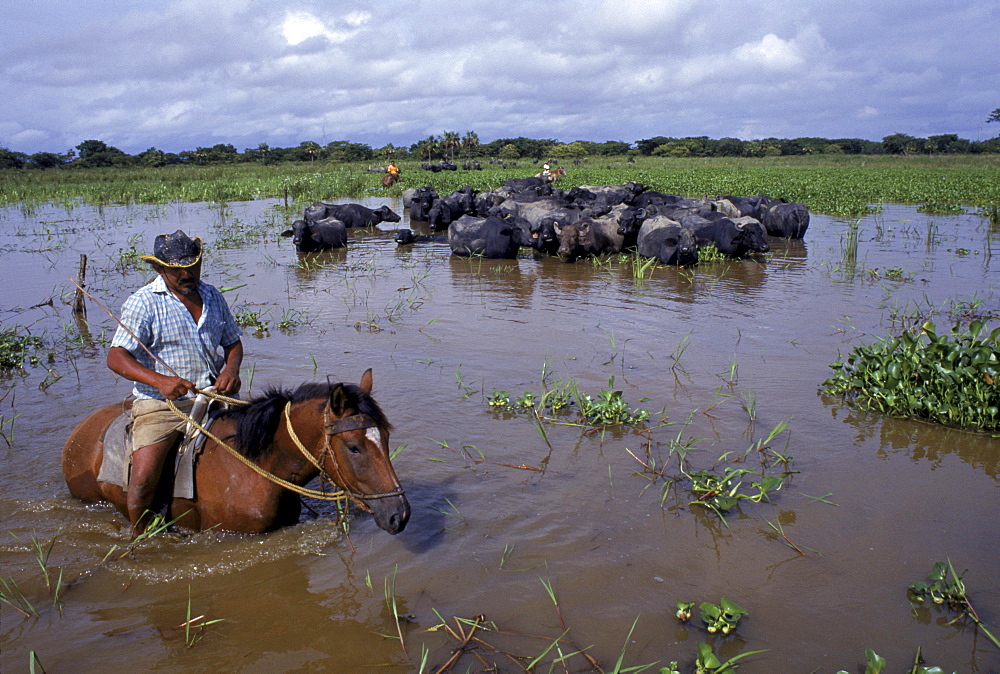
(110, 276), (242, 400)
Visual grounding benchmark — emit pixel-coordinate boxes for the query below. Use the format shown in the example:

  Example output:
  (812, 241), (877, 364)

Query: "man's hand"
(155, 375), (197, 400)
(213, 370), (242, 396)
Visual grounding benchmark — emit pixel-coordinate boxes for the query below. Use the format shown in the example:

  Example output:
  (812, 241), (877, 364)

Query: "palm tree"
(298, 141), (322, 162)
(461, 131), (480, 158)
(416, 136), (439, 161)
(441, 131), (461, 161)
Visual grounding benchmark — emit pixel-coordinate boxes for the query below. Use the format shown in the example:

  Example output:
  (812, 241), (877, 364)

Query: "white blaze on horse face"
(366, 426), (384, 451)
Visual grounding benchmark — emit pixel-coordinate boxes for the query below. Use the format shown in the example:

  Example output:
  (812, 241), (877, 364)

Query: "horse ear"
(330, 384), (349, 416)
(359, 368), (373, 394)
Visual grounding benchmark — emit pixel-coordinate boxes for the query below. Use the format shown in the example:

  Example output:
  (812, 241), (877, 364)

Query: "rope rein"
(166, 397), (404, 502)
(167, 398), (348, 502)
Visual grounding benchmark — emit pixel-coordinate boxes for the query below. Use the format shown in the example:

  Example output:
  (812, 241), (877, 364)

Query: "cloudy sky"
(2, 0), (998, 155)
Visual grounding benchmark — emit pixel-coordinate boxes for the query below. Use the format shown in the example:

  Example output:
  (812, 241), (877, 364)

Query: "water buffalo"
(394, 229), (448, 245)
(636, 216), (698, 266)
(428, 193), (476, 231)
(408, 186), (439, 222)
(686, 214), (770, 257)
(318, 203), (401, 229)
(281, 218), (347, 252)
(555, 214), (626, 262)
(499, 176), (553, 199)
(569, 182), (645, 206)
(448, 215), (529, 259)
(761, 200), (810, 238)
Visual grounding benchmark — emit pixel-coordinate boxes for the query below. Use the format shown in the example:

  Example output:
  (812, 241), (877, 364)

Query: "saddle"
(96, 393), (230, 499)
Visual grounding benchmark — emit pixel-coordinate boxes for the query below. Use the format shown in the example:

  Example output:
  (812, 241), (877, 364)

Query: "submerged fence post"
(73, 254), (87, 317)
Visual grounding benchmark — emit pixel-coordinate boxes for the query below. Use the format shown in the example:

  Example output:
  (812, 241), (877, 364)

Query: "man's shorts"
(131, 398), (195, 453)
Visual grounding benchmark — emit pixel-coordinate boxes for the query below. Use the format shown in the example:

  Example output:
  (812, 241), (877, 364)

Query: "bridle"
(283, 403), (405, 501)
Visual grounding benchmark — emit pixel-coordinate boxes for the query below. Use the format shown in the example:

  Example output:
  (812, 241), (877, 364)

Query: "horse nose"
(378, 495), (410, 535)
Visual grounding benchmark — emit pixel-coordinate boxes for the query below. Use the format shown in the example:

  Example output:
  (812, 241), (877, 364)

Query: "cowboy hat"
(139, 229), (203, 268)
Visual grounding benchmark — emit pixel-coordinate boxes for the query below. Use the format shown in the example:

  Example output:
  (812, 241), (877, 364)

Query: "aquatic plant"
(0, 328), (46, 369)
(836, 646), (958, 674)
(487, 376), (649, 427)
(908, 559), (1000, 649)
(917, 202), (965, 215)
(693, 640), (766, 674)
(823, 320), (1000, 431)
(234, 308), (270, 333)
(180, 585), (225, 648)
(696, 243), (727, 263)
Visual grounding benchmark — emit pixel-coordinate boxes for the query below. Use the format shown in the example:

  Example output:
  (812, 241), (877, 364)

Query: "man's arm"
(107, 346), (196, 400)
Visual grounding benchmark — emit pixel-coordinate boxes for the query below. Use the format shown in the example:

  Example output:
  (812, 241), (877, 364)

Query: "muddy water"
(0, 198), (998, 672)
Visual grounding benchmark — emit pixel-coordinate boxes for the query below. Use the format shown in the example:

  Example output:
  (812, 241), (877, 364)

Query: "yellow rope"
(166, 398), (347, 502)
(283, 401), (327, 474)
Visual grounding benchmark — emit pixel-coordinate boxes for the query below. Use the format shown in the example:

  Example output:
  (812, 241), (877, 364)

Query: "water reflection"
(448, 256), (534, 309)
(821, 394), (1000, 478)
(288, 247), (348, 283)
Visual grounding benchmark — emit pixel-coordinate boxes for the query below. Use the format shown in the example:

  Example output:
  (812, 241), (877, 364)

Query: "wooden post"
(73, 254), (87, 317)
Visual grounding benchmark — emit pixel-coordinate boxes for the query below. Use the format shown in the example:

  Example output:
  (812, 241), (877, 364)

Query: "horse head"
(321, 369), (410, 534)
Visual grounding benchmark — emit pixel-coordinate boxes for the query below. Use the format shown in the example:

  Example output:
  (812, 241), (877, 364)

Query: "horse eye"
(347, 443), (362, 454)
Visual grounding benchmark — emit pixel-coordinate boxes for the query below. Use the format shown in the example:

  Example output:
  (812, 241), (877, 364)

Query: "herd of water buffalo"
(281, 176), (809, 265)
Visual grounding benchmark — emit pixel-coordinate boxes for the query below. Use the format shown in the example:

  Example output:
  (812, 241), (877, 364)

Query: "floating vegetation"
(695, 243), (727, 263)
(823, 320), (1000, 431)
(234, 308), (270, 334)
(488, 375), (649, 427)
(0, 328), (46, 370)
(917, 202), (966, 215)
(908, 559), (1000, 649)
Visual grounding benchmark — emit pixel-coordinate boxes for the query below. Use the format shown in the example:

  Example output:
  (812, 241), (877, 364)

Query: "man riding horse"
(106, 230), (244, 535)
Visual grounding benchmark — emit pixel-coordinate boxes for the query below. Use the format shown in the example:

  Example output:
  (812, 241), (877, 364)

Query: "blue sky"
(2, 0), (998, 155)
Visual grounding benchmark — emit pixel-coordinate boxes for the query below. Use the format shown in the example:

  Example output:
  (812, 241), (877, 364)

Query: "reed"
(179, 585), (225, 647)
(384, 565), (409, 658)
(841, 218), (861, 268)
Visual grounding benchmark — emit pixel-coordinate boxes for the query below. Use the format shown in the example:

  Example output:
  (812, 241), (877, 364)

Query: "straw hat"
(140, 229), (203, 268)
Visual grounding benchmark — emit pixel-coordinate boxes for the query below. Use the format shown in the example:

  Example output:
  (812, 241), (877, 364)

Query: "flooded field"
(0, 196), (998, 672)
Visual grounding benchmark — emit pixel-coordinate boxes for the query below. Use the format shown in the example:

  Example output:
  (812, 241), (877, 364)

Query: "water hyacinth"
(823, 320), (1000, 431)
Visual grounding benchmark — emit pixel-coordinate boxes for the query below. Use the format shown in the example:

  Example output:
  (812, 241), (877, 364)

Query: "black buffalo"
(317, 203), (401, 229)
(635, 216), (698, 266)
(394, 229), (448, 245)
(686, 214), (770, 257)
(760, 199), (810, 238)
(448, 215), (529, 259)
(428, 194), (474, 231)
(408, 186), (439, 222)
(281, 218), (347, 252)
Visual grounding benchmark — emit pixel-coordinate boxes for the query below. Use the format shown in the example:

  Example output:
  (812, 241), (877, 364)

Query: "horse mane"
(218, 382), (392, 460)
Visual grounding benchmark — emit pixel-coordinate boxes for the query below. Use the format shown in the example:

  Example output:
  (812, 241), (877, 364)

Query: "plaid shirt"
(110, 276), (242, 400)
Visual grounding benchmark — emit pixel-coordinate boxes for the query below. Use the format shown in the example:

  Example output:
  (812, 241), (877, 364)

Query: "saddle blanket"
(96, 405), (225, 500)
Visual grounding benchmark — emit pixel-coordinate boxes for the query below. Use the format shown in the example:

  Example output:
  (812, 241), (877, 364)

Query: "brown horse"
(535, 167), (567, 182)
(62, 369), (410, 535)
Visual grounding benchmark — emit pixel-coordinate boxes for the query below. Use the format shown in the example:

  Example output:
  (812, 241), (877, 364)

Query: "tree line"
(2, 127), (999, 170)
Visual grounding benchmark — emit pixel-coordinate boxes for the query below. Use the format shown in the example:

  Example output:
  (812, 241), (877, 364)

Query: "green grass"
(3, 155), (999, 217)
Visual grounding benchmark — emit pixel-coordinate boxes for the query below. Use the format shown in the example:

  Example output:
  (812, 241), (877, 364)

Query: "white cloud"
(734, 33), (804, 70)
(0, 0), (997, 153)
